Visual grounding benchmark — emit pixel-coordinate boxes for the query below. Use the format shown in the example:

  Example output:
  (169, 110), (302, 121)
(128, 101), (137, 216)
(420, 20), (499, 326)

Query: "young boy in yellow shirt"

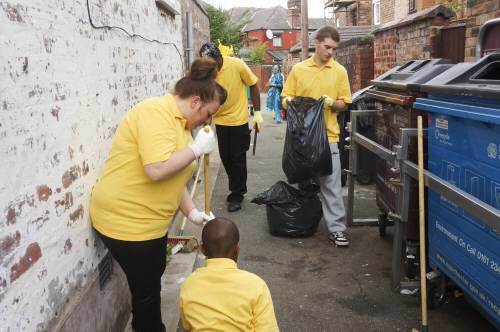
(179, 218), (279, 331)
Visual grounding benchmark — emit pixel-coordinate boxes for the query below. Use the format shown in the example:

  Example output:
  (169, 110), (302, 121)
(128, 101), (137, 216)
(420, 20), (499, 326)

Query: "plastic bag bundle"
(282, 97), (332, 183)
(252, 181), (322, 237)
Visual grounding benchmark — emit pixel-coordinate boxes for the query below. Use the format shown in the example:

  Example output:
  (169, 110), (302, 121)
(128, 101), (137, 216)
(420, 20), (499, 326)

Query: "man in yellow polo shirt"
(179, 217), (279, 331)
(282, 26), (352, 247)
(199, 43), (262, 212)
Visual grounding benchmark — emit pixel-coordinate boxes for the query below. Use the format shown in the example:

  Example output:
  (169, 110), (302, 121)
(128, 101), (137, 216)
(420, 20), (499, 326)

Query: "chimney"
(287, 0), (301, 29)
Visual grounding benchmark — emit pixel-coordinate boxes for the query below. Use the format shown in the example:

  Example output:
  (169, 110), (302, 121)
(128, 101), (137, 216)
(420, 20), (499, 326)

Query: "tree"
(248, 43), (267, 64)
(203, 4), (250, 51)
(437, 0), (461, 14)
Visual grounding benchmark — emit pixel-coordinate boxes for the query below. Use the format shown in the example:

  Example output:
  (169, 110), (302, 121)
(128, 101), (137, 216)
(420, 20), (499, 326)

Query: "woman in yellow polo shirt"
(90, 58), (227, 332)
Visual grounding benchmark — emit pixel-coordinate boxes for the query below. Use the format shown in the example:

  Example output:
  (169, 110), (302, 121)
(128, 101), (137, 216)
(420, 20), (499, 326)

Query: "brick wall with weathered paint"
(0, 0), (183, 330)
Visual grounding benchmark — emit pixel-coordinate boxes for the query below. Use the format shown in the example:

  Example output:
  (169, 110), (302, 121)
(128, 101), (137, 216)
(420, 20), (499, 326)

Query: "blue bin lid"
(371, 58), (453, 92)
(420, 52), (500, 100)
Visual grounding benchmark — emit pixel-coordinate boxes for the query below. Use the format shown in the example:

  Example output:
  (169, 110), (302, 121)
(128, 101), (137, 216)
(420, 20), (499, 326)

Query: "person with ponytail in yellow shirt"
(90, 58), (227, 332)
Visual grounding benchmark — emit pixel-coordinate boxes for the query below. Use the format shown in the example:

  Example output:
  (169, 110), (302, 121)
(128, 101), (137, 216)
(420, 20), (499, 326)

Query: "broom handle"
(178, 159), (203, 235)
(417, 116), (428, 329)
(203, 126), (211, 214)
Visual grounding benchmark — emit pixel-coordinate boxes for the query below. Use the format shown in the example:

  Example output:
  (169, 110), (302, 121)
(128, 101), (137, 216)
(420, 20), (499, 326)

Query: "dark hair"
(199, 42), (224, 70)
(199, 42), (222, 60)
(174, 58), (225, 104)
(202, 217), (239, 258)
(315, 26), (340, 43)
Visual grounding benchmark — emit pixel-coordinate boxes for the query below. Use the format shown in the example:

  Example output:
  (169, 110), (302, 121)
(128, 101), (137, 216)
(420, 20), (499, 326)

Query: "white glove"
(187, 208), (215, 226)
(189, 127), (215, 157)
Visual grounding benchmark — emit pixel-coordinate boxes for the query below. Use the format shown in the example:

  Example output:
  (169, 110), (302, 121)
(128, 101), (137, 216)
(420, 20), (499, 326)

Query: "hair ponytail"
(174, 58), (224, 103)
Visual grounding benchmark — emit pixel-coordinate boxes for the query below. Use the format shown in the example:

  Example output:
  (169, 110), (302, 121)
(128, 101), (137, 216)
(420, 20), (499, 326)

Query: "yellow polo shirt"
(90, 93), (195, 241)
(213, 56), (258, 126)
(282, 57), (352, 143)
(180, 258), (279, 332)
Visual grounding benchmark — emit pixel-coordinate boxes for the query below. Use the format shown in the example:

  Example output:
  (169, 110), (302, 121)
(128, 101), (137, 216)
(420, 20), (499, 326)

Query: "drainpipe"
(301, 0), (309, 61)
(186, 12), (194, 66)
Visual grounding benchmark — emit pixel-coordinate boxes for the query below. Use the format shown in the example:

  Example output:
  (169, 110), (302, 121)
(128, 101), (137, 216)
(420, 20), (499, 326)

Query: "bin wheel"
(427, 273), (447, 309)
(405, 254), (418, 280)
(357, 171), (372, 185)
(378, 213), (387, 237)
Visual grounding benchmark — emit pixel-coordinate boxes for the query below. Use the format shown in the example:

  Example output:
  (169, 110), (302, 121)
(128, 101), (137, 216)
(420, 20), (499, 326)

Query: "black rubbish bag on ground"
(283, 97), (332, 184)
(252, 181), (323, 237)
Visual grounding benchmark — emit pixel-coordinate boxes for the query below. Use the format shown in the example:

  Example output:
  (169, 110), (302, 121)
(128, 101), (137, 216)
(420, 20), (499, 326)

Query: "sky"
(203, 0), (332, 19)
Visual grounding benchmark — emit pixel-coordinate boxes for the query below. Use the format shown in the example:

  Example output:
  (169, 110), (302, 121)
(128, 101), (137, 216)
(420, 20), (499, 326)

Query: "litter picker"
(252, 125), (258, 156)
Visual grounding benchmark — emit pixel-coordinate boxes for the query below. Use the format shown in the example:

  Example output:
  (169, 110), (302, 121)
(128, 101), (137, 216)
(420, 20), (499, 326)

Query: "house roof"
(244, 6), (291, 31)
(373, 5), (454, 33)
(267, 50), (289, 62)
(309, 18), (327, 30)
(228, 6), (327, 32)
(228, 7), (257, 24)
(289, 25), (375, 53)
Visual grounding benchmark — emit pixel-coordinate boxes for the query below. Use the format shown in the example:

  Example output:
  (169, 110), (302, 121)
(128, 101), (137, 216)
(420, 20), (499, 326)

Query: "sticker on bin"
(434, 126), (451, 145)
(487, 143), (498, 160)
(436, 118), (448, 129)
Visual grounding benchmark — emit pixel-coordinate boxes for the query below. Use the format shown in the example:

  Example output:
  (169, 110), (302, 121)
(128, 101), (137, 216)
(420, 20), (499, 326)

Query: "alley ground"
(207, 107), (495, 331)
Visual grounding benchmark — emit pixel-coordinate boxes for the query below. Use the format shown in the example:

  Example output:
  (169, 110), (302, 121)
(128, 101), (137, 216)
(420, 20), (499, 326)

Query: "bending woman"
(90, 58), (227, 332)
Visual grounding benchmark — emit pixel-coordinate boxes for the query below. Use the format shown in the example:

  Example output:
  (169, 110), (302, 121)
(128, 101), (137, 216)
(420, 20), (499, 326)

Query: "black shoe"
(329, 232), (350, 247)
(227, 201), (241, 212)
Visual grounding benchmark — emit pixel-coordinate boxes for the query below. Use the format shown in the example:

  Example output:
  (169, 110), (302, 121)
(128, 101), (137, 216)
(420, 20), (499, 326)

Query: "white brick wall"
(0, 0), (183, 330)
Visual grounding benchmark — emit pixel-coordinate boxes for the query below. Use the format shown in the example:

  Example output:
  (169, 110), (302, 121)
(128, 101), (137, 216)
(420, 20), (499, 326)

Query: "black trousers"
(215, 123), (251, 203)
(96, 230), (167, 332)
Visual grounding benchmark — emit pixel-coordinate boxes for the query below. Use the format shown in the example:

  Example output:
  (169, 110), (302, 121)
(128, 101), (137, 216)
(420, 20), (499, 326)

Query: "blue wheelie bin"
(414, 52), (500, 329)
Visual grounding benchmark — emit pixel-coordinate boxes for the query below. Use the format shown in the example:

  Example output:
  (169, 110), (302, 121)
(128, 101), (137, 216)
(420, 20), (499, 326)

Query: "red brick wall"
(463, 0), (500, 62)
(381, 0), (395, 24)
(421, 0), (438, 9)
(374, 16), (449, 77)
(246, 30), (299, 50)
(358, 0), (373, 25)
(248, 64), (274, 91)
(374, 29), (398, 77)
(282, 30), (299, 49)
(335, 39), (374, 92)
(395, 17), (448, 61)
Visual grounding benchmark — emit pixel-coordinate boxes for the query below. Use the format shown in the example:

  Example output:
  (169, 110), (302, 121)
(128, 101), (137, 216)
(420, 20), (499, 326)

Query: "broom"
(412, 116), (429, 332)
(168, 126), (211, 253)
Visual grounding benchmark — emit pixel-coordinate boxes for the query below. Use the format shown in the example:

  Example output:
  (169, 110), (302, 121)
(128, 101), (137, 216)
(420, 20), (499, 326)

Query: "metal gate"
(437, 24), (466, 63)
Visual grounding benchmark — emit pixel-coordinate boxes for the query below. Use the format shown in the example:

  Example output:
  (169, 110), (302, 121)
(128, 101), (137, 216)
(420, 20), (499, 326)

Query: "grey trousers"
(318, 142), (346, 233)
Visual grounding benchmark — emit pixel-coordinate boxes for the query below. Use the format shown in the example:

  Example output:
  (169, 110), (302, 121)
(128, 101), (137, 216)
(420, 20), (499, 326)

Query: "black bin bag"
(283, 97), (332, 184)
(252, 181), (323, 237)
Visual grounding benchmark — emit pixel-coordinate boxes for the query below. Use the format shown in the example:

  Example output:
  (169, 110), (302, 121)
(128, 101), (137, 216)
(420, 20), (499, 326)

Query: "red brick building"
(229, 4), (325, 63)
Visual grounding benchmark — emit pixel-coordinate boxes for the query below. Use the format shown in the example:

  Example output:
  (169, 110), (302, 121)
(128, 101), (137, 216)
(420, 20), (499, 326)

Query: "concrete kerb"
(123, 138), (223, 332)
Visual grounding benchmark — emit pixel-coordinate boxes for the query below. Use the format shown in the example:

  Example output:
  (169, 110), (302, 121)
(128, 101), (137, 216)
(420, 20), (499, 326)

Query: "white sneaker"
(329, 232), (349, 247)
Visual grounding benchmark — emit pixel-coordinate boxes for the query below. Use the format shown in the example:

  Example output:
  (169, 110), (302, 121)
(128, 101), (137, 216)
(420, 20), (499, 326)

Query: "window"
(273, 34), (282, 47)
(372, 0), (380, 25)
(408, 0), (416, 13)
(351, 8), (357, 26)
